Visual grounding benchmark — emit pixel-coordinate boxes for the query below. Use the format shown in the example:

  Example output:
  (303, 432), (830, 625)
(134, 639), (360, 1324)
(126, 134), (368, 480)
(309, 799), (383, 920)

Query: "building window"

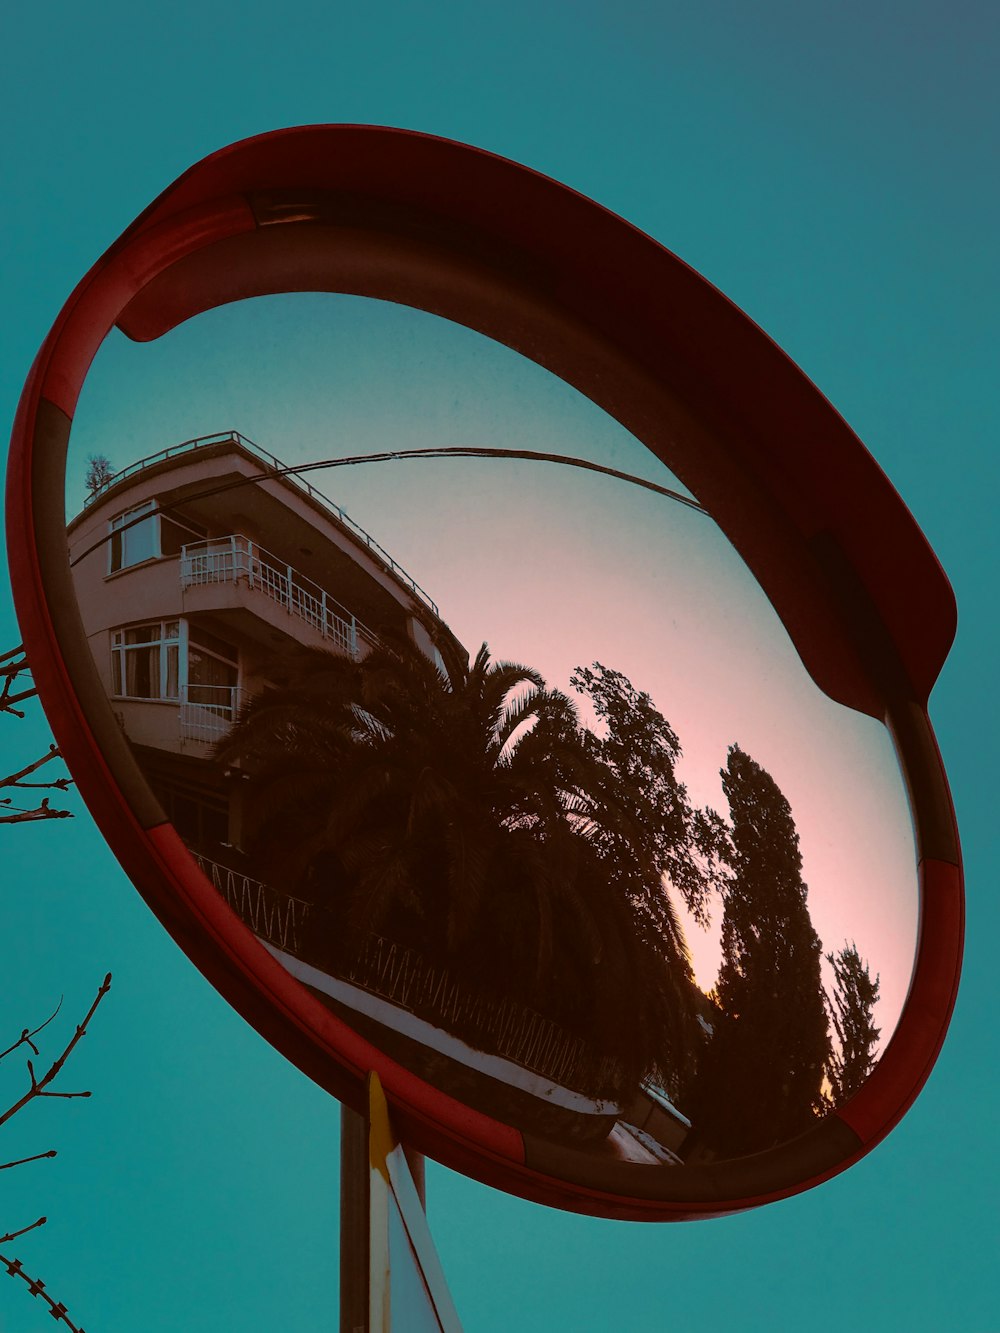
(109, 501), (157, 572)
(160, 510), (208, 557)
(186, 626), (239, 712)
(108, 501), (207, 572)
(111, 621), (180, 700)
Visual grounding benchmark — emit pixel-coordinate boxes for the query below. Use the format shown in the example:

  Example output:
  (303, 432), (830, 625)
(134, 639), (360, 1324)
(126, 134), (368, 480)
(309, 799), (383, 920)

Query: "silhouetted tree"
(83, 453), (114, 500)
(688, 745), (830, 1157)
(569, 663), (729, 1098)
(218, 639), (669, 1089)
(823, 942), (881, 1108)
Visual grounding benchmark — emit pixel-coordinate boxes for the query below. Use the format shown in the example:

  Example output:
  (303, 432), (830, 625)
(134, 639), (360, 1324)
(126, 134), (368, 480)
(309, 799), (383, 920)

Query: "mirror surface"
(64, 293), (918, 1167)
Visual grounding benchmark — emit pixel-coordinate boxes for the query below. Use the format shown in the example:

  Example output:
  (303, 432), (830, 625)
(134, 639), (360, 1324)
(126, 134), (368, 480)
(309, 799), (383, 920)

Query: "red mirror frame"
(5, 125), (962, 1220)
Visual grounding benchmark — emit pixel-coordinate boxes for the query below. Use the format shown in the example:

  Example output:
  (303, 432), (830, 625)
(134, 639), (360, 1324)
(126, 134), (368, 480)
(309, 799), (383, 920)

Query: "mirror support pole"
(340, 1103), (370, 1333)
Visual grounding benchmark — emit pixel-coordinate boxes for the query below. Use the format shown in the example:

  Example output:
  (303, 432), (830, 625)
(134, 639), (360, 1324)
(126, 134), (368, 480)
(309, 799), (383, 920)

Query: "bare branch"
(0, 745), (65, 789)
(0, 975), (111, 1130)
(0, 1218), (46, 1245)
(0, 649), (36, 717)
(0, 689), (38, 717)
(0, 1149), (57, 1171)
(25, 1060), (91, 1101)
(0, 995), (63, 1063)
(0, 800), (74, 824)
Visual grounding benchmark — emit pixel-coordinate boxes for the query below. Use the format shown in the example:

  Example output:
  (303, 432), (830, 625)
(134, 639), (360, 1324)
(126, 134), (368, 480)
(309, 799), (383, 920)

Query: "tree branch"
(0, 1149), (57, 1171)
(0, 745), (65, 789)
(0, 648), (35, 717)
(0, 995), (63, 1063)
(0, 800), (74, 823)
(0, 749), (75, 819)
(0, 1218), (46, 1246)
(0, 975), (111, 1130)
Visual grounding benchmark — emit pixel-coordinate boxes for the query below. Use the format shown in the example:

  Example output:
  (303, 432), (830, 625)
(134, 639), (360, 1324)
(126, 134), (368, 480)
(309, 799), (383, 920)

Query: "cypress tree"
(824, 942), (881, 1108)
(689, 744), (830, 1158)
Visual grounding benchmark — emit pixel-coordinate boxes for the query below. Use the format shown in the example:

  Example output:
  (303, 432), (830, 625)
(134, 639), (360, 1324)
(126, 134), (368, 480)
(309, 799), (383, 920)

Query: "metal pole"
(340, 1104), (370, 1333)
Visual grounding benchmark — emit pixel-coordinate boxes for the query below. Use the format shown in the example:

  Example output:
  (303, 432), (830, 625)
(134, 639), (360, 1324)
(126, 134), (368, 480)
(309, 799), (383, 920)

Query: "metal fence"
(347, 934), (625, 1099)
(191, 852), (312, 954)
(191, 852), (625, 1098)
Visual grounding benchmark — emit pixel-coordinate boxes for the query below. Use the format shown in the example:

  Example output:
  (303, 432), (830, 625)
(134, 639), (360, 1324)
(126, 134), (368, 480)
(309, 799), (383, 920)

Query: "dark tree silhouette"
(568, 663), (729, 1097)
(216, 642), (744, 1097)
(83, 452), (115, 500)
(688, 745), (830, 1158)
(217, 638), (672, 1087)
(823, 942), (881, 1108)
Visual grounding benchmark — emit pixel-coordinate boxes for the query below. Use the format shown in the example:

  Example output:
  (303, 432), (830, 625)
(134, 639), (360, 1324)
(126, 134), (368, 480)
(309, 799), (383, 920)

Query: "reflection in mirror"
(65, 294), (917, 1167)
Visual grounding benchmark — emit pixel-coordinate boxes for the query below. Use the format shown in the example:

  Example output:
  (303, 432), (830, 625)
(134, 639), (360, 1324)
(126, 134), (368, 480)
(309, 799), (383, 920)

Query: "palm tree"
(216, 636), (700, 1094)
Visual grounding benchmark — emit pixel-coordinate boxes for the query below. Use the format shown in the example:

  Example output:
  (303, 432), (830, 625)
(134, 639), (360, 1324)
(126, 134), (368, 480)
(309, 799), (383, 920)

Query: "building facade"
(68, 435), (689, 1155)
(69, 430), (455, 857)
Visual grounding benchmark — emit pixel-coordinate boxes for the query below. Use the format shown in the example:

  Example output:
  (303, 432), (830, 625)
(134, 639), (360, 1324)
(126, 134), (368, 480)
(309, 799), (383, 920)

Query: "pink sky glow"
(66, 293), (920, 1048)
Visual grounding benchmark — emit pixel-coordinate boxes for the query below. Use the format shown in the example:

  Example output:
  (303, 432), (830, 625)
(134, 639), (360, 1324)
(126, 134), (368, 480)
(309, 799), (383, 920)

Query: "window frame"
(110, 619), (181, 702)
(110, 618), (241, 709)
(107, 501), (208, 575)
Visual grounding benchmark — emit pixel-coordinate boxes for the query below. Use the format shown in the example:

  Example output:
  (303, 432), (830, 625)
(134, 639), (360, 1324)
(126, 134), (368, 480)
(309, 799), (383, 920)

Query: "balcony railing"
(180, 535), (375, 657)
(84, 429), (439, 614)
(179, 683), (242, 742)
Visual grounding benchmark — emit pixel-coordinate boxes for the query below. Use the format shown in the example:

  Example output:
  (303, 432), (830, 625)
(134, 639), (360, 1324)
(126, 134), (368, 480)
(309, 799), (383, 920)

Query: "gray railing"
(180, 535), (372, 657)
(179, 683), (242, 742)
(84, 429), (439, 614)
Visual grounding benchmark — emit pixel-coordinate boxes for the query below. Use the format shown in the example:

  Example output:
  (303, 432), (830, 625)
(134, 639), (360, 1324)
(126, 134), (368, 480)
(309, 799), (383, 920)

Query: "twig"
(0, 1218), (46, 1245)
(0, 975), (111, 1130)
(0, 685), (37, 718)
(0, 1150), (57, 1171)
(0, 995), (63, 1062)
(0, 650), (35, 717)
(0, 800), (74, 824)
(0, 748), (74, 818)
(0, 745), (65, 789)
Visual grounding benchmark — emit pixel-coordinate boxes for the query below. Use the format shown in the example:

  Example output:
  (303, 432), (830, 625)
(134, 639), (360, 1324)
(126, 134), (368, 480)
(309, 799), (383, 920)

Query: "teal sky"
(1, 5), (996, 1331)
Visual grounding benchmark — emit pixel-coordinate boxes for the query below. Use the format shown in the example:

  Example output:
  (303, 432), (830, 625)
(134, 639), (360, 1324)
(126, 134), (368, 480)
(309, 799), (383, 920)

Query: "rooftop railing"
(85, 429), (439, 615)
(180, 535), (381, 657)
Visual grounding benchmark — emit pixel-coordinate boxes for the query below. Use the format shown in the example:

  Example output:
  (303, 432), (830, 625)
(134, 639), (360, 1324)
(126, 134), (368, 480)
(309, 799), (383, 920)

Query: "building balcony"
(82, 429), (439, 615)
(179, 683), (243, 743)
(180, 536), (376, 658)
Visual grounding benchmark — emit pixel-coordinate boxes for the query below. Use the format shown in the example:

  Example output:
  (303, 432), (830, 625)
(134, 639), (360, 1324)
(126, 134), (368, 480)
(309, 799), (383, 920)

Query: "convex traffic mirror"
(7, 126), (962, 1220)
